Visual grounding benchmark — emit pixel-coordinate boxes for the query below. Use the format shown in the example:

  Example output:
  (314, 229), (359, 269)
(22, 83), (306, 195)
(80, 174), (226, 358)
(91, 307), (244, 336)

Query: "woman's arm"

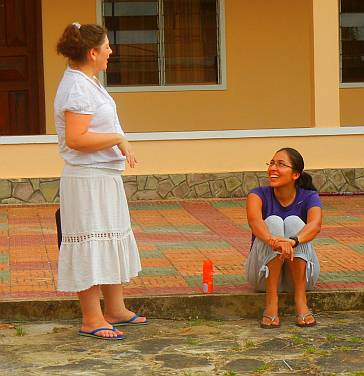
(273, 206), (322, 257)
(246, 193), (272, 244)
(65, 111), (123, 152)
(295, 206), (322, 244)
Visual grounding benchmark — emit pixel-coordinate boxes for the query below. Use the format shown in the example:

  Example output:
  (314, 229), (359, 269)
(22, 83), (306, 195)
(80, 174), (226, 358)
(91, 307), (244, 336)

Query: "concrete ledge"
(1, 290), (363, 321)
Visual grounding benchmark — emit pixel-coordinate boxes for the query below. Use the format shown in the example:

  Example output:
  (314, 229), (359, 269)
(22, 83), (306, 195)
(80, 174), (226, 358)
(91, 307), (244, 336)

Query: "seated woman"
(245, 147), (322, 328)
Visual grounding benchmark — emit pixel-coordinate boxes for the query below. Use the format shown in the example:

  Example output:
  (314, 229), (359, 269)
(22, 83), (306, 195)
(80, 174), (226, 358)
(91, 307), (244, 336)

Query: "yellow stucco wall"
(42, 0), (97, 136)
(42, 0), (314, 134)
(340, 88), (364, 126)
(0, 1), (357, 180)
(1, 135), (364, 179)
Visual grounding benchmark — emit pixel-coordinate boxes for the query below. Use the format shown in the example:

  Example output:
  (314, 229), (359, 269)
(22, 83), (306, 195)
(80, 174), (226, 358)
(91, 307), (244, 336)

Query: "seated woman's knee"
(264, 215), (284, 236)
(284, 215), (305, 237)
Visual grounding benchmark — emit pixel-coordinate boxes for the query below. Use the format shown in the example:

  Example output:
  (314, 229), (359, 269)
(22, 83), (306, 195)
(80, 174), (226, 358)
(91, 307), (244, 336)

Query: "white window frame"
(339, 0), (364, 88)
(96, 0), (227, 92)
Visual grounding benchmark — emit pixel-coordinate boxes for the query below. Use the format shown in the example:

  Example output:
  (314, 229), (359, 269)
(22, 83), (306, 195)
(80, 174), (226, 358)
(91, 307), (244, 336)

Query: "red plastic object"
(202, 260), (213, 293)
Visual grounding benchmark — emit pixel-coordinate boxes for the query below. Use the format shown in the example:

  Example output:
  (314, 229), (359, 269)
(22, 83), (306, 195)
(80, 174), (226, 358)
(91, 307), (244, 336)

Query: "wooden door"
(0, 0), (45, 135)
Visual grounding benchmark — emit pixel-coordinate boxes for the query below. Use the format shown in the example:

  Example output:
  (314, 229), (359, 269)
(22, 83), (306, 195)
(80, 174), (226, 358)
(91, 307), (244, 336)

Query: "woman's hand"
(268, 236), (286, 250)
(118, 138), (137, 168)
(275, 239), (294, 261)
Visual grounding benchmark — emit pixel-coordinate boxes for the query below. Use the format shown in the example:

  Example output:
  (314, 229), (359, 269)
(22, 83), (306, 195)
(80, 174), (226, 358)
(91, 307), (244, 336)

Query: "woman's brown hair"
(57, 23), (107, 62)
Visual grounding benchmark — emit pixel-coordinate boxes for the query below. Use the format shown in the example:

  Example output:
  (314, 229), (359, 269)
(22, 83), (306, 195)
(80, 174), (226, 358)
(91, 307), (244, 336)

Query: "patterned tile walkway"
(0, 196), (363, 300)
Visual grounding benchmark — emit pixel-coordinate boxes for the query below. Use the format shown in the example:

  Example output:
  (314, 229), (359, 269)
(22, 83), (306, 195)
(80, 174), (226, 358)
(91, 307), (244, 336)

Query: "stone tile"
(137, 176), (147, 190)
(29, 179), (41, 191)
(209, 180), (228, 198)
(124, 181), (138, 198)
(187, 173), (213, 187)
(145, 176), (158, 190)
(0, 181), (12, 200)
(311, 172), (327, 191)
(327, 170), (347, 191)
(122, 176), (137, 183)
(223, 358), (266, 373)
(171, 182), (190, 198)
(133, 190), (161, 200)
(242, 173), (259, 194)
(29, 191), (46, 204)
(355, 177), (364, 190)
(155, 353), (212, 370)
(342, 168), (356, 184)
(170, 174), (186, 186)
(224, 176), (241, 192)
(13, 182), (34, 201)
(39, 181), (59, 202)
(157, 179), (175, 198)
(194, 182), (211, 197)
(1, 198), (23, 204)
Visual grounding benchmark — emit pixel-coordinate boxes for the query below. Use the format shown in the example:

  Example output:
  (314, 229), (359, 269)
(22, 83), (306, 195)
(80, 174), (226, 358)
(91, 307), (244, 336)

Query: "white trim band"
(1, 126), (364, 145)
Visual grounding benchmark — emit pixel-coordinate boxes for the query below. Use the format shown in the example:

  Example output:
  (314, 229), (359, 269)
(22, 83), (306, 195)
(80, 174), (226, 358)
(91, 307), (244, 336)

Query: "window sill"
(105, 83), (227, 93)
(340, 82), (364, 88)
(1, 127), (364, 145)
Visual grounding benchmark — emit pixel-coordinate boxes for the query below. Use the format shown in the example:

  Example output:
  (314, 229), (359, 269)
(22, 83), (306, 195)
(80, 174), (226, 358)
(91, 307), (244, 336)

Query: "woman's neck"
(273, 184), (297, 207)
(69, 61), (96, 79)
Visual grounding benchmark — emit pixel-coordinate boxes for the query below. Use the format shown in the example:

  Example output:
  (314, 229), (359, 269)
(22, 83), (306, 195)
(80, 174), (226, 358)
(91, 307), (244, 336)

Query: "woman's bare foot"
(80, 320), (124, 338)
(104, 309), (147, 325)
(261, 293), (280, 327)
(295, 299), (315, 326)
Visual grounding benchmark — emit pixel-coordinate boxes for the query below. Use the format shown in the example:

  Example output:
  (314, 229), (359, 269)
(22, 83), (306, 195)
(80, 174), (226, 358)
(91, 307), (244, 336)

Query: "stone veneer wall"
(1, 169), (364, 204)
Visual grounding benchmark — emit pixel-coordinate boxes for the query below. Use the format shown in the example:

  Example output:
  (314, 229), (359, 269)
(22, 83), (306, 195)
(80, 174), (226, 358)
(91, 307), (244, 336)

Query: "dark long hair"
(277, 147), (317, 191)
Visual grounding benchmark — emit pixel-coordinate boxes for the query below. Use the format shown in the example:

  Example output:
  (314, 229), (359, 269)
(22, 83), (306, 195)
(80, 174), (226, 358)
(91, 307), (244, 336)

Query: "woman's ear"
(88, 48), (97, 62)
(292, 171), (300, 182)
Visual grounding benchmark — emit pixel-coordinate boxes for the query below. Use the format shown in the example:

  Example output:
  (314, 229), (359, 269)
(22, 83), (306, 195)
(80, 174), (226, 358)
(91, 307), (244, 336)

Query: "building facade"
(0, 0), (364, 203)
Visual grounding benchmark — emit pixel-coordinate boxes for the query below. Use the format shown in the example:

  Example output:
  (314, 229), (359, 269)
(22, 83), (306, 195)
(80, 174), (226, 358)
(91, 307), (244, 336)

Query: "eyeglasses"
(266, 160), (293, 169)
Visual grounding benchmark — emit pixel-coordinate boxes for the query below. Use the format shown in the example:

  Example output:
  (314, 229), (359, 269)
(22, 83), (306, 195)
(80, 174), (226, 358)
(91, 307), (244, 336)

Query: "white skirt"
(57, 164), (141, 292)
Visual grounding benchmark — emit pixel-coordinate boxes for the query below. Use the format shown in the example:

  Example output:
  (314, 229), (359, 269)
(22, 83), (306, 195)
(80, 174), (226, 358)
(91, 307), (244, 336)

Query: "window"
(102, 0), (222, 88)
(340, 0), (364, 83)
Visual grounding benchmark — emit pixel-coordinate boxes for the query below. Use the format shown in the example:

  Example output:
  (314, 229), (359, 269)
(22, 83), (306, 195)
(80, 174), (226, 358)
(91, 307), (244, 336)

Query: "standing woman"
(55, 23), (147, 340)
(245, 148), (322, 328)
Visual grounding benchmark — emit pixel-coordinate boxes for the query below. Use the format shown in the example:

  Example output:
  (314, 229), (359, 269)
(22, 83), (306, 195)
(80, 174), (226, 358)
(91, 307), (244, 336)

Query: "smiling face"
(267, 150), (300, 188)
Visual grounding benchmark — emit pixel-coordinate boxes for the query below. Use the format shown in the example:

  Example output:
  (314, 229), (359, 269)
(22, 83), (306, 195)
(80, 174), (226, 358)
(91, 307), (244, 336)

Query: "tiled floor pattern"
(0, 196), (363, 300)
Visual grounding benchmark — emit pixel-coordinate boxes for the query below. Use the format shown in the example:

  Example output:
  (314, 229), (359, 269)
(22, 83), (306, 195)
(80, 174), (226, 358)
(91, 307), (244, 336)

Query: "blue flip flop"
(79, 327), (127, 340)
(111, 315), (148, 327)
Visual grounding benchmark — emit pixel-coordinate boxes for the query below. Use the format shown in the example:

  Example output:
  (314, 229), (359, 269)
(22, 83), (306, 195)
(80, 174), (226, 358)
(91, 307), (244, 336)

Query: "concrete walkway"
(1, 311), (363, 375)
(0, 196), (363, 302)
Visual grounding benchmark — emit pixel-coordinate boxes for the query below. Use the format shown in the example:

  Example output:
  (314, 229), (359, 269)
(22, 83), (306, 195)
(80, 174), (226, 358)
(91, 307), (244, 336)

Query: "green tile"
(140, 267), (177, 276)
(143, 225), (208, 234)
(349, 244), (364, 254)
(318, 271), (364, 283)
(158, 241), (230, 249)
(213, 274), (246, 285)
(0, 253), (9, 264)
(129, 203), (182, 211)
(212, 201), (245, 208)
(143, 226), (180, 233)
(185, 275), (201, 287)
(185, 274), (246, 287)
(0, 224), (8, 231)
(0, 270), (10, 283)
(312, 238), (340, 246)
(324, 216), (361, 223)
(139, 250), (164, 258)
(175, 225), (208, 233)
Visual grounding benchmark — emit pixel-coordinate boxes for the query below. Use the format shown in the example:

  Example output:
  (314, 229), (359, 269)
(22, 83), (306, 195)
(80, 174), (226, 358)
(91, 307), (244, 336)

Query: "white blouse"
(54, 67), (126, 170)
